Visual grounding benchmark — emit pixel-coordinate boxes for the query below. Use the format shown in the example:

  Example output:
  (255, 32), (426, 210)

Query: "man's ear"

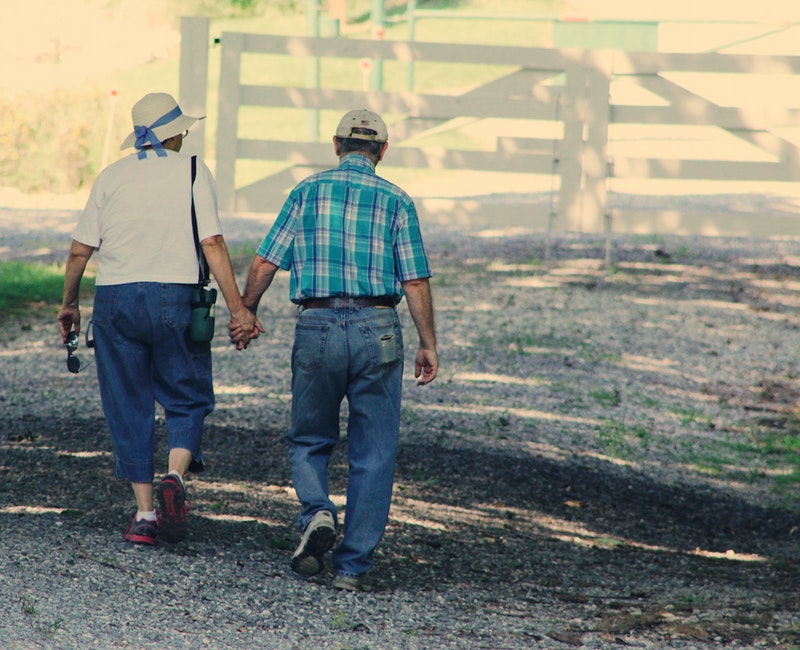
(333, 136), (341, 156)
(376, 141), (388, 162)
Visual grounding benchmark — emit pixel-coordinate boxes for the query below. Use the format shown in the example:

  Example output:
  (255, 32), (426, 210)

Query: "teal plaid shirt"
(256, 154), (432, 304)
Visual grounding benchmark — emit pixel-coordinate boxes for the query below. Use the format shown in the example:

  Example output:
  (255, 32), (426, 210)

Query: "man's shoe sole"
(291, 524), (336, 576)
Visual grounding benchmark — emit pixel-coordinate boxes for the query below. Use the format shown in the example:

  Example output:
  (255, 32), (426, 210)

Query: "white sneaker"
(290, 510), (336, 576)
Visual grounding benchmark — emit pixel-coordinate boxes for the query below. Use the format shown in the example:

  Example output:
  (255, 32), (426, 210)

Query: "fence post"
(216, 32), (243, 213)
(583, 50), (611, 235)
(559, 55), (587, 232)
(306, 0), (321, 141)
(370, 0), (385, 90)
(406, 0), (417, 90)
(179, 17), (210, 159)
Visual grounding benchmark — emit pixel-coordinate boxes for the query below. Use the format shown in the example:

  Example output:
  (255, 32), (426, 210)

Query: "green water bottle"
(190, 287), (217, 342)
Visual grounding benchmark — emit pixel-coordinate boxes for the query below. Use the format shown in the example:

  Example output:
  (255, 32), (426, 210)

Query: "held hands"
(228, 304), (264, 350)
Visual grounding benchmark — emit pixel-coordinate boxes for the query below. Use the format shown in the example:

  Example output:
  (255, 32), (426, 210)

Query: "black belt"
(301, 296), (395, 310)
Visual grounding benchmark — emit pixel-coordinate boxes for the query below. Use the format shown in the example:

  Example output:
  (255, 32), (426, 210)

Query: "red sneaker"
(156, 475), (188, 543)
(123, 514), (157, 545)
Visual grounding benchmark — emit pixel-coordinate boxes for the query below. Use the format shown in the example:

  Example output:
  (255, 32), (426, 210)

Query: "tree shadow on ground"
(3, 415), (797, 616)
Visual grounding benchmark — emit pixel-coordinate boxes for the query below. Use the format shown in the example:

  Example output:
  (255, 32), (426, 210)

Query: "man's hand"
(414, 347), (439, 385)
(228, 305), (263, 350)
(402, 277), (438, 386)
(229, 255), (279, 350)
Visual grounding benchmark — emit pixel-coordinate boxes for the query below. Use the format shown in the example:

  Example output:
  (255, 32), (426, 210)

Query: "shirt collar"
(338, 154), (376, 174)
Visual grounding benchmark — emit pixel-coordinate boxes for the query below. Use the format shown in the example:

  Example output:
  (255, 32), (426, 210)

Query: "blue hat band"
(134, 105), (183, 159)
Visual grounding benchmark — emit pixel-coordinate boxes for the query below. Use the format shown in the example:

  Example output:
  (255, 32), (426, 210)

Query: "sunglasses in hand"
(65, 328), (94, 374)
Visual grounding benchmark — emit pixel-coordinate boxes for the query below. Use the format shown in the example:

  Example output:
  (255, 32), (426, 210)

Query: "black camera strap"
(190, 155), (210, 287)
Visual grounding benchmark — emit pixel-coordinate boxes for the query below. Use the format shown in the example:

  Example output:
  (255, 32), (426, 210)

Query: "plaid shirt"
(256, 154), (432, 304)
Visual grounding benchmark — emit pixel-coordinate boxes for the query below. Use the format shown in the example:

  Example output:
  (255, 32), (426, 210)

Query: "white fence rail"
(180, 18), (800, 237)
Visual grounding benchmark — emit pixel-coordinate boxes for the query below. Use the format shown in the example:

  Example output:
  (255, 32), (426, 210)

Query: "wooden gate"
(180, 18), (800, 236)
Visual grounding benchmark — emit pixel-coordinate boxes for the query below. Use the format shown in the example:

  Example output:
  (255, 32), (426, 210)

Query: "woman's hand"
(228, 305), (264, 350)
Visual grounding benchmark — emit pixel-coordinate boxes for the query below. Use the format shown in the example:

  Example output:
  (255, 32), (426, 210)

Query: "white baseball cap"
(335, 109), (388, 142)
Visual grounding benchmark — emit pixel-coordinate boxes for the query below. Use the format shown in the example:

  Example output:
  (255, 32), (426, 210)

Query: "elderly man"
(235, 109), (438, 591)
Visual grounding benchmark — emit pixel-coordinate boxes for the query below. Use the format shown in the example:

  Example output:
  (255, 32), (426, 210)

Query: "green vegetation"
(0, 89), (106, 194)
(20, 596), (65, 641)
(0, 261), (93, 314)
(596, 419), (653, 455)
(591, 387), (622, 408)
(590, 406), (799, 499)
(576, 341), (621, 365)
(2, 0), (560, 196)
(672, 407), (713, 427)
(666, 417), (800, 506)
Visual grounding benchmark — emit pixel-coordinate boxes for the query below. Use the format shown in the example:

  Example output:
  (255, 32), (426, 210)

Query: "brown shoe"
(332, 572), (373, 592)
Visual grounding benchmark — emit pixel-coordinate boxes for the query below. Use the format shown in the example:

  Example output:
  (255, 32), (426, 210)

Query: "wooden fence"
(180, 17), (800, 237)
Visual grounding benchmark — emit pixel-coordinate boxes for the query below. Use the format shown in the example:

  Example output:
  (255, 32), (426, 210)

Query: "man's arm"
(401, 277), (438, 385)
(241, 255), (280, 313)
(57, 240), (96, 342)
(226, 254), (280, 348)
(200, 235), (263, 347)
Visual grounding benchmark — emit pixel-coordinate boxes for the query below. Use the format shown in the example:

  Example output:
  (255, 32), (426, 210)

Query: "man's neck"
(340, 151), (375, 164)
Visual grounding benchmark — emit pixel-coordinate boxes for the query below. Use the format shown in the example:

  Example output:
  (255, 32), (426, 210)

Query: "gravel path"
(1, 207), (799, 649)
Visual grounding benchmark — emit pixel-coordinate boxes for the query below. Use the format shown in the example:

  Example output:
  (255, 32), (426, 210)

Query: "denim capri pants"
(91, 282), (214, 483)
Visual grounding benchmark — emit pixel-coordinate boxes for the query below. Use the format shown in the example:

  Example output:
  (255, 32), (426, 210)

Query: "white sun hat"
(120, 92), (204, 154)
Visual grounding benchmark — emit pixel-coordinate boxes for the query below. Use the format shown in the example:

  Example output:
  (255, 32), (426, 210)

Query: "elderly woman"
(57, 92), (262, 545)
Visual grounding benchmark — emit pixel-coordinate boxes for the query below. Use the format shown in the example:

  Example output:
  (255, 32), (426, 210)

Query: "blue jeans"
(91, 283), (214, 483)
(288, 304), (404, 577)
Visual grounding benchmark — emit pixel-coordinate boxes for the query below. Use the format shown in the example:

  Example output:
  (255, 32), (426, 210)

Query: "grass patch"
(671, 407), (713, 427)
(591, 387), (621, 408)
(0, 261), (94, 316)
(20, 596), (65, 641)
(577, 342), (621, 365)
(677, 419), (800, 504)
(596, 420), (653, 456)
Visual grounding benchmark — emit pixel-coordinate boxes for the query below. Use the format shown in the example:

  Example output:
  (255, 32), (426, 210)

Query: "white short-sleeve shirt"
(73, 150), (221, 286)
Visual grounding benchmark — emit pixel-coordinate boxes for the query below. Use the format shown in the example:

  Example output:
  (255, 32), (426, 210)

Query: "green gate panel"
(554, 20), (659, 51)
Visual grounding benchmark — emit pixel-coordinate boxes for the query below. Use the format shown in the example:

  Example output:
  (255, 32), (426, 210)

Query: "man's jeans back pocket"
(293, 320), (330, 370)
(363, 314), (403, 367)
